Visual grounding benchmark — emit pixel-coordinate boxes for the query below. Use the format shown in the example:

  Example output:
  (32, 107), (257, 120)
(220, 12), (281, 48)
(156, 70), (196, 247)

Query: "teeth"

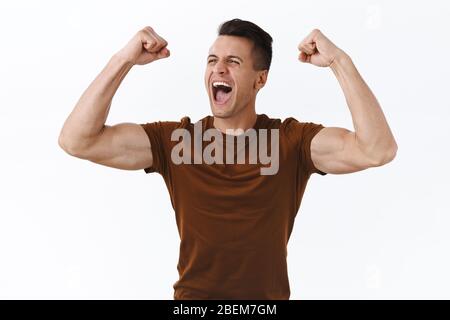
(212, 81), (232, 88)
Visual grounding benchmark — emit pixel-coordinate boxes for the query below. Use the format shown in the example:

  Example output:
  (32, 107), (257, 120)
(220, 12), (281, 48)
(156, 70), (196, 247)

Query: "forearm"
(330, 52), (397, 161)
(58, 54), (134, 152)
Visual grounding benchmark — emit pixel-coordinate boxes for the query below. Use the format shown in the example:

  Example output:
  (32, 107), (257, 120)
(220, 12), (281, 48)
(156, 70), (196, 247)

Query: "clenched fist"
(297, 29), (344, 67)
(115, 26), (170, 65)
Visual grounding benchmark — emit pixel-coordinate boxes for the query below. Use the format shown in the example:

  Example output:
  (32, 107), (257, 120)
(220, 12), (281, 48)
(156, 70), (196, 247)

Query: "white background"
(0, 0), (449, 299)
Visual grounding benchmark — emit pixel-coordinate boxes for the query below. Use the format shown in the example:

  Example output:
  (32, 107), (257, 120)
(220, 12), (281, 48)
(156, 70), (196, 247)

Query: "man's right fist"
(115, 26), (170, 65)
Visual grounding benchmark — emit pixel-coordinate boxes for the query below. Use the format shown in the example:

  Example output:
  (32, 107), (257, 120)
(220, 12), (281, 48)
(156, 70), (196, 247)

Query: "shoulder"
(140, 115), (193, 133)
(260, 114), (325, 145)
(259, 114), (319, 132)
(257, 113), (281, 129)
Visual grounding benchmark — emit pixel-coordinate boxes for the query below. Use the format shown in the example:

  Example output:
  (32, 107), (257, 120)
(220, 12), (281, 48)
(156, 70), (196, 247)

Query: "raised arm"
(297, 29), (398, 174)
(58, 26), (170, 170)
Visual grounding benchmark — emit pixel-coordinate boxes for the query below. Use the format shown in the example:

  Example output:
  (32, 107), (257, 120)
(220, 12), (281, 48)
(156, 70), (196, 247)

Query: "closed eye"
(207, 59), (239, 64)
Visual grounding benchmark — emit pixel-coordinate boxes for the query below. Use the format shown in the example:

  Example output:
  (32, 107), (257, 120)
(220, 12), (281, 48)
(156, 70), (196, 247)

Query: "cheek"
(236, 82), (252, 96)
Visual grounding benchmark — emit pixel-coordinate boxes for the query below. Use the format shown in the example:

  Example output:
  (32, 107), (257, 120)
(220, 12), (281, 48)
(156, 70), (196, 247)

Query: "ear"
(255, 70), (268, 90)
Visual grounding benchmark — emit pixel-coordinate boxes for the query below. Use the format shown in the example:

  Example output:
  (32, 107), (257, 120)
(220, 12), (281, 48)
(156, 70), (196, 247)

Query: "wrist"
(330, 49), (351, 70)
(112, 52), (136, 68)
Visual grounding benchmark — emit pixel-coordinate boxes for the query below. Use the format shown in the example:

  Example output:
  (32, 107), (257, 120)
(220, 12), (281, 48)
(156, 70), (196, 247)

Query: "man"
(58, 19), (397, 299)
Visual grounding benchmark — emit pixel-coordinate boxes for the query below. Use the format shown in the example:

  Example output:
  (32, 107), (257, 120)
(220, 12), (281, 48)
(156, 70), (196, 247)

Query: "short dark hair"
(217, 18), (273, 71)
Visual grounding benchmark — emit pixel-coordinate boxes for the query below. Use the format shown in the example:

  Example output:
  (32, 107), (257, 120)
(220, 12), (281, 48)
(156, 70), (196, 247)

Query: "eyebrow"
(207, 54), (243, 62)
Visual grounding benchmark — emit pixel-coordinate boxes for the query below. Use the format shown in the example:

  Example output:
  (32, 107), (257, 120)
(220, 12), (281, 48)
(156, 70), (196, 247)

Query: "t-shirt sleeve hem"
(139, 123), (163, 175)
(305, 124), (328, 176)
(143, 166), (156, 174)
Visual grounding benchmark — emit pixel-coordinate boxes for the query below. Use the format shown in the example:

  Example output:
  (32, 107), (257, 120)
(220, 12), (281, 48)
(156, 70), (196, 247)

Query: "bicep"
(310, 127), (375, 174)
(83, 122), (153, 170)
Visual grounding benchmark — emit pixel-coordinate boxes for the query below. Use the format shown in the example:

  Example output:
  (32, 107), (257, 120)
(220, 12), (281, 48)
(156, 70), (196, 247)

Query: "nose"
(212, 60), (227, 74)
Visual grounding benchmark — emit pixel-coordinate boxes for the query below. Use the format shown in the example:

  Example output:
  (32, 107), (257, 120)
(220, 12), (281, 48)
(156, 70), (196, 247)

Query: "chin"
(209, 98), (235, 118)
(211, 107), (233, 119)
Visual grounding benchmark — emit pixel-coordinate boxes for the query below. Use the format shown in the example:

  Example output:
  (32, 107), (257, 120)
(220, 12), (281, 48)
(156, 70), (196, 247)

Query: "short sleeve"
(283, 117), (327, 176)
(139, 117), (191, 176)
(139, 121), (168, 175)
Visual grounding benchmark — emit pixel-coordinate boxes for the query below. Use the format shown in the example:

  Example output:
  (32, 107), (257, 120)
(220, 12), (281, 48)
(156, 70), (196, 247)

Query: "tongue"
(216, 89), (231, 104)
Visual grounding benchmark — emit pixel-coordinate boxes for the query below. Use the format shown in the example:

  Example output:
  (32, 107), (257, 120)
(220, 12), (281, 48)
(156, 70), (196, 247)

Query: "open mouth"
(212, 81), (233, 105)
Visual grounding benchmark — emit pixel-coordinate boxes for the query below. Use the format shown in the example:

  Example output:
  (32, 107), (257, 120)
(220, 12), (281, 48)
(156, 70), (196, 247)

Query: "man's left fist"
(298, 29), (344, 67)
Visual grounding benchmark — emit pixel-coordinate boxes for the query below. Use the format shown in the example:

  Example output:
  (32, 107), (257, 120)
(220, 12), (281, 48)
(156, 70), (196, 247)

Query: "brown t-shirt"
(140, 113), (326, 299)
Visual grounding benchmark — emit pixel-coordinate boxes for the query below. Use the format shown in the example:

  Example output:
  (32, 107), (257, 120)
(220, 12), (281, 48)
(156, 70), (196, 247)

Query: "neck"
(213, 107), (257, 134)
